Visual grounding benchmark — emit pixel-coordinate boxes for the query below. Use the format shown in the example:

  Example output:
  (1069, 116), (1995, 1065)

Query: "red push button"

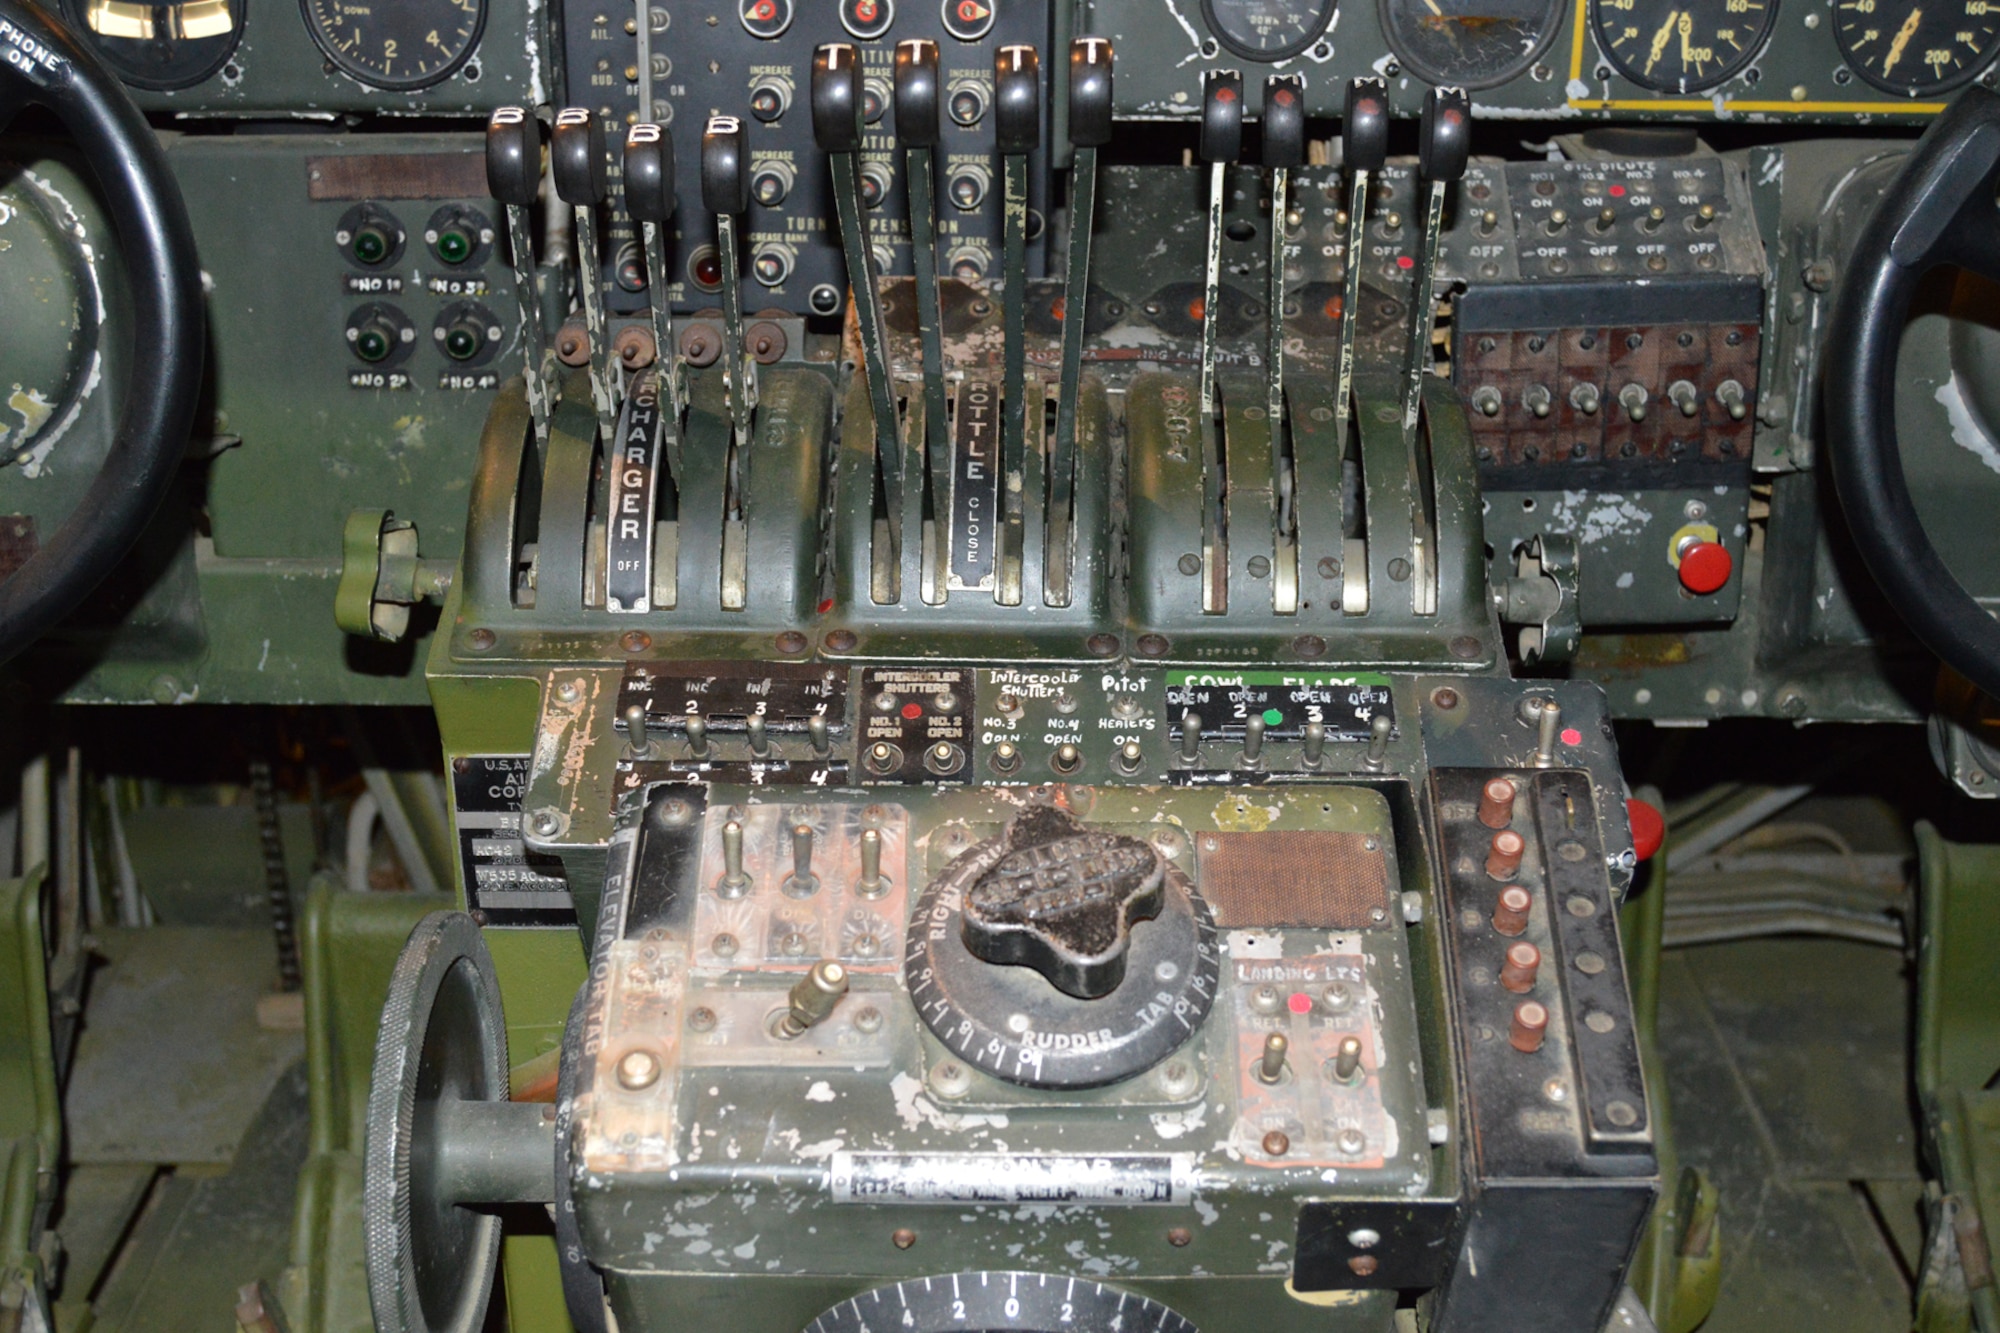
(1627, 798), (1664, 862)
(1677, 540), (1732, 594)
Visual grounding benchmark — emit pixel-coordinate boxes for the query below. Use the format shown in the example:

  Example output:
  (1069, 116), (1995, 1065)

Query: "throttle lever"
(486, 107), (552, 449)
(814, 42), (906, 597)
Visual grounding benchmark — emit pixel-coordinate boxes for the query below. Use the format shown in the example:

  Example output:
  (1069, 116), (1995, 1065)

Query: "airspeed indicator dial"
(1593, 0), (1777, 92)
(301, 0), (487, 91)
(1835, 0), (2000, 95)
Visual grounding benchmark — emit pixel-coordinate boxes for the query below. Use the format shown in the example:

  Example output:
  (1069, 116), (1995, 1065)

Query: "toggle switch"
(1500, 941), (1540, 993)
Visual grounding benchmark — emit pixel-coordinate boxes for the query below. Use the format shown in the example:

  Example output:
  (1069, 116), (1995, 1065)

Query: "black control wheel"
(803, 1272), (1198, 1333)
(1827, 85), (2000, 701)
(0, 0), (204, 664)
(362, 912), (509, 1333)
(905, 806), (1220, 1090)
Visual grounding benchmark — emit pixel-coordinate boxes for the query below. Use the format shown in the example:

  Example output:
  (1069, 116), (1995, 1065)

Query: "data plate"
(1165, 670), (1396, 741)
(452, 755), (574, 928)
(828, 1153), (1191, 1205)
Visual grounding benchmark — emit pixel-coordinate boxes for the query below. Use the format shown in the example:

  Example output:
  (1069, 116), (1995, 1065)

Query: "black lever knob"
(894, 38), (941, 148)
(551, 107), (608, 207)
(623, 122), (677, 224)
(812, 43), (864, 153)
(1343, 77), (1389, 175)
(1068, 37), (1113, 148)
(1262, 74), (1305, 170)
(994, 44), (1041, 155)
(1417, 85), (1470, 183)
(702, 115), (750, 216)
(486, 107), (543, 208)
(1200, 69), (1243, 164)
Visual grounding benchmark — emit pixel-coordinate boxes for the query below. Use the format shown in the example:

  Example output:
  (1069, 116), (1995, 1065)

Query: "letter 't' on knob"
(1068, 37), (1114, 148)
(1201, 69), (1243, 164)
(701, 115), (750, 215)
(894, 38), (942, 147)
(1342, 77), (1389, 175)
(623, 122), (677, 225)
(552, 107), (609, 206)
(812, 43), (864, 152)
(1417, 85), (1470, 183)
(994, 44), (1041, 155)
(1261, 74), (1305, 170)
(486, 107), (543, 208)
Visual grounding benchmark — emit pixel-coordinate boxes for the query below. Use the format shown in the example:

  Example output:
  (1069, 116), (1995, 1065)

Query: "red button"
(1678, 541), (1732, 594)
(1627, 798), (1664, 862)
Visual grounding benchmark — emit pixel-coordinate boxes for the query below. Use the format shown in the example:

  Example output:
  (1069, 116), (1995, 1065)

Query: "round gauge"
(1382, 0), (1567, 87)
(60, 0), (244, 91)
(1201, 0), (1337, 61)
(740, 0), (794, 39)
(1834, 0), (2000, 95)
(1593, 0), (1777, 92)
(301, 0), (486, 91)
(805, 1274), (1198, 1333)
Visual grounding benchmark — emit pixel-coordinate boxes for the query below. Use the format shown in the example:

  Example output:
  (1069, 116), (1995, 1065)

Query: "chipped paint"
(1935, 372), (2000, 478)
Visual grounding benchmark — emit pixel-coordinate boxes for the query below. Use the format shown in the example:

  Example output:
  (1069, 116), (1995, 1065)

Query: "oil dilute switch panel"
(1427, 767), (1658, 1333)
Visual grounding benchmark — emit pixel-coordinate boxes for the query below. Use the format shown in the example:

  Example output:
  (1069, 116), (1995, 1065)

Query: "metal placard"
(606, 377), (662, 613)
(452, 755), (575, 928)
(947, 379), (1001, 591)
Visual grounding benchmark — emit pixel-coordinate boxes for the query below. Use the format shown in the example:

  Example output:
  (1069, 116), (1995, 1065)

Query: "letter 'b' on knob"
(894, 38), (942, 147)
(1342, 77), (1389, 175)
(623, 123), (677, 224)
(552, 107), (609, 206)
(486, 107), (543, 208)
(1068, 37), (1113, 148)
(702, 115), (750, 215)
(812, 43), (864, 152)
(994, 44), (1041, 155)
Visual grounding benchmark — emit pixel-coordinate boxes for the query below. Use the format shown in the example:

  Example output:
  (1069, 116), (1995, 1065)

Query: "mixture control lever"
(551, 107), (619, 430)
(1401, 84), (1469, 439)
(1198, 69), (1243, 422)
(1261, 74), (1305, 615)
(1338, 78), (1388, 444)
(702, 113), (757, 609)
(486, 108), (553, 448)
(1047, 37), (1112, 608)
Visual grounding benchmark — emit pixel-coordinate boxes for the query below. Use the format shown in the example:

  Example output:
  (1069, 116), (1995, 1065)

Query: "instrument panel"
(1094, 0), (1998, 117)
(63, 0), (540, 114)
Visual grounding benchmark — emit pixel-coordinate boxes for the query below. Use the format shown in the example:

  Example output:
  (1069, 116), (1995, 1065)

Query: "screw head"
(775, 630), (809, 655)
(892, 1228), (918, 1249)
(1336, 1127), (1367, 1157)
(1167, 1227), (1193, 1247)
(824, 629), (859, 653)
(1087, 633), (1121, 658)
(1292, 634), (1327, 660)
(616, 1048), (661, 1090)
(1430, 686), (1460, 710)
(1261, 1130), (1291, 1157)
(1136, 633), (1170, 658)
(465, 628), (497, 652)
(621, 630), (652, 654)
(929, 1060), (972, 1100)
(688, 1006), (717, 1032)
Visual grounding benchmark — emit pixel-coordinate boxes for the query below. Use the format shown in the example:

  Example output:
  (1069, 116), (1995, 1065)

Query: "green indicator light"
(352, 227), (390, 265)
(353, 327), (391, 363)
(1261, 708), (1284, 727)
(436, 228), (472, 264)
(443, 324), (482, 361)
